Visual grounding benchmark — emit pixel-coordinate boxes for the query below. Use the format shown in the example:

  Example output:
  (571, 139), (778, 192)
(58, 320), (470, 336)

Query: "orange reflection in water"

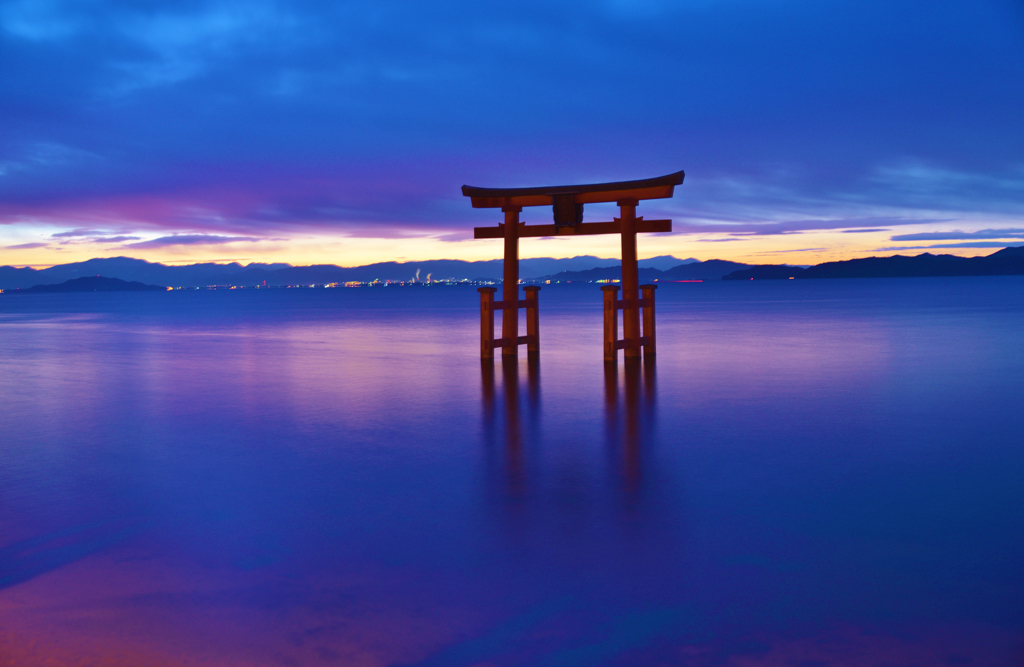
(480, 355), (658, 503)
(603, 358), (657, 500)
(480, 356), (540, 497)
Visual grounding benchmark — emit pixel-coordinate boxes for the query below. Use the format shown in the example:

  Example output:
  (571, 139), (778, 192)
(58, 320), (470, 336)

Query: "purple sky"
(2, 0), (1023, 266)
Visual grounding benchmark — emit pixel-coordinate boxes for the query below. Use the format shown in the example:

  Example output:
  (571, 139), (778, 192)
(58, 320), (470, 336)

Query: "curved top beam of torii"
(466, 170), (685, 240)
(461, 170), (684, 209)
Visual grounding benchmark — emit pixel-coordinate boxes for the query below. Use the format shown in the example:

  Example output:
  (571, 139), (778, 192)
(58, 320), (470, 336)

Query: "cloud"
(0, 143), (102, 178)
(864, 164), (1024, 214)
(107, 3), (308, 94)
(48, 229), (140, 244)
(125, 234), (265, 249)
(5, 242), (49, 249)
(875, 242), (1024, 251)
(890, 228), (1024, 242)
(842, 228), (889, 234)
(671, 217), (943, 237)
(0, 0), (83, 41)
(755, 247), (828, 254)
(92, 235), (140, 243)
(51, 228), (106, 238)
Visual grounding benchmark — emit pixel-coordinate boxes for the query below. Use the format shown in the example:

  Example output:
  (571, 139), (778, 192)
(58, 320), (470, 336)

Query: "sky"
(1, 0), (1023, 268)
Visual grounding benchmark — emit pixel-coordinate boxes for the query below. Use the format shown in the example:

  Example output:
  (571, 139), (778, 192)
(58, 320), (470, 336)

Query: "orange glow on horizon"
(0, 226), (1015, 269)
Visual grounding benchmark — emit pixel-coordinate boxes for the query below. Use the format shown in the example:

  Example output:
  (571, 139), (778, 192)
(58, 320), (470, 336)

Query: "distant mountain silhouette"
(0, 257), (256, 289)
(723, 265), (806, 280)
(3, 248), (1021, 289)
(17, 276), (166, 293)
(0, 255), (694, 289)
(544, 258), (750, 282)
(540, 264), (659, 282)
(800, 246), (1024, 279)
(660, 259), (750, 280)
(638, 255), (699, 270)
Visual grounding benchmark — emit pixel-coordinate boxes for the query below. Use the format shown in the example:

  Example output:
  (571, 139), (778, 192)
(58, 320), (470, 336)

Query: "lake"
(1, 278), (1023, 666)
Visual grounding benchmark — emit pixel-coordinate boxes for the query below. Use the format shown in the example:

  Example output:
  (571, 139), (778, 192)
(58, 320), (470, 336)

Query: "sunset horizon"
(4, 218), (1020, 270)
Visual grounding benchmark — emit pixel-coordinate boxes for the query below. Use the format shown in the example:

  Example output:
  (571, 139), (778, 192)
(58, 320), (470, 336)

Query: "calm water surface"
(1, 278), (1023, 665)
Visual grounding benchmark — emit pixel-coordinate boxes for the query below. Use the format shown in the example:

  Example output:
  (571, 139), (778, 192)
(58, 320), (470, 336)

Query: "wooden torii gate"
(463, 170), (684, 362)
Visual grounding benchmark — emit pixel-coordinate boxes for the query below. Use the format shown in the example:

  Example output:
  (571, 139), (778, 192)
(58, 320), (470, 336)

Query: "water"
(1, 278), (1023, 665)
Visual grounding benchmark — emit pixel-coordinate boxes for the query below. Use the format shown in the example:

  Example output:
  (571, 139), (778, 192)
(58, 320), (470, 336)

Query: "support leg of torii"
(618, 199), (641, 359)
(641, 284), (657, 359)
(502, 206), (522, 357)
(478, 287), (496, 359)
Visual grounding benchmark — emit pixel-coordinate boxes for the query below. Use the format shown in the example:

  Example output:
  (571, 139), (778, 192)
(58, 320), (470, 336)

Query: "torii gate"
(463, 170), (684, 362)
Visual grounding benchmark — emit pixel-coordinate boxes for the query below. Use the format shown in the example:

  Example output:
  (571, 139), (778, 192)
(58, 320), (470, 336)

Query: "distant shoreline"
(2, 246), (1022, 291)
(6, 273), (1024, 297)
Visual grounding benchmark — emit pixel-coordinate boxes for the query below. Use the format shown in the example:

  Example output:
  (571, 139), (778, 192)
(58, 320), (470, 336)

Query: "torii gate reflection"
(464, 171), (684, 362)
(481, 358), (657, 501)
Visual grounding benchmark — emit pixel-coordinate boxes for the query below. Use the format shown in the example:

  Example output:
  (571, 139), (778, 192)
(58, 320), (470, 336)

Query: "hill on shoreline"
(721, 246), (1024, 280)
(13, 276), (167, 293)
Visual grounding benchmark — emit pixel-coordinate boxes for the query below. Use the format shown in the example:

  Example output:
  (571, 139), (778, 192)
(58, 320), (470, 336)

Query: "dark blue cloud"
(673, 216), (942, 236)
(877, 242), (1024, 250)
(890, 228), (1024, 241)
(88, 235), (140, 243)
(51, 228), (107, 238)
(1, 0), (1022, 239)
(126, 234), (266, 248)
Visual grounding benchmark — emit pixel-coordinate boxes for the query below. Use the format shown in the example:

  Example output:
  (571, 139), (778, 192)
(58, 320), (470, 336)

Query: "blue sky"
(1, 0), (1022, 266)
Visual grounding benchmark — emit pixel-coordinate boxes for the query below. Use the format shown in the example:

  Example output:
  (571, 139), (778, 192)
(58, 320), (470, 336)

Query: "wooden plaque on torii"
(463, 170), (685, 362)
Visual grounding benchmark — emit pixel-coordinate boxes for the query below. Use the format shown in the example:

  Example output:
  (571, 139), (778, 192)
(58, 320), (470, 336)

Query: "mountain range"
(0, 255), (697, 289)
(547, 259), (751, 283)
(722, 246), (1024, 280)
(2, 247), (1022, 290)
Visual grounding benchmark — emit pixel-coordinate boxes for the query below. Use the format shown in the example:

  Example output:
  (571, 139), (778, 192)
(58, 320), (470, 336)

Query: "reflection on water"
(481, 356), (539, 497)
(2, 281), (1024, 665)
(482, 356), (659, 505)
(604, 358), (656, 500)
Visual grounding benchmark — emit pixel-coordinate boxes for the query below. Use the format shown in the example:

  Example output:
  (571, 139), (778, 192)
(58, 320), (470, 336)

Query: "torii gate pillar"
(501, 206), (521, 356)
(618, 199), (641, 359)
